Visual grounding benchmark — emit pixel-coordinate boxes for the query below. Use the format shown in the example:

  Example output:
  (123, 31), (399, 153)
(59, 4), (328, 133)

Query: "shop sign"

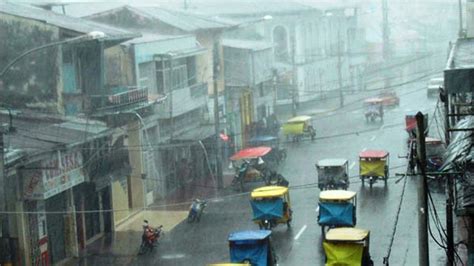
(23, 150), (85, 200)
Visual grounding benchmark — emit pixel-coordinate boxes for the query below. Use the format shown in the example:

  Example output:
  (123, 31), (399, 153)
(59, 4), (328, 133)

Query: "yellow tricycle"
(282, 115), (316, 142)
(250, 186), (292, 230)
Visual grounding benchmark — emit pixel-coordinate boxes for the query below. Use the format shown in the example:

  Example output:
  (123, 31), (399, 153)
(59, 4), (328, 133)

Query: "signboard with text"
(23, 150), (85, 200)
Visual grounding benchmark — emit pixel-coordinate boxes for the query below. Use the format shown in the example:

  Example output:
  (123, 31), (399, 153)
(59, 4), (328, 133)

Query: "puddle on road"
(161, 253), (186, 259)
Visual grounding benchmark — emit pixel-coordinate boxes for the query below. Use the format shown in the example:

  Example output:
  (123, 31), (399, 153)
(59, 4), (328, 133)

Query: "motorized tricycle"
(317, 190), (357, 238)
(250, 186), (292, 230)
(316, 159), (350, 190)
(405, 113), (429, 146)
(228, 230), (277, 266)
(230, 146), (272, 191)
(248, 135), (287, 166)
(426, 137), (446, 172)
(364, 98), (384, 123)
(359, 150), (389, 188)
(323, 227), (374, 266)
(282, 115), (316, 142)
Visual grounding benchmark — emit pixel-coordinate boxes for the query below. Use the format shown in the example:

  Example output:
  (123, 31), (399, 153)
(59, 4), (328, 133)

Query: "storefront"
(21, 149), (85, 265)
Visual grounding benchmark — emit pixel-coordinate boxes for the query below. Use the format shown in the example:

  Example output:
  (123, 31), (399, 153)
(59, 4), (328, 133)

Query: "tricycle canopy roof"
(251, 186), (289, 198)
(228, 230), (272, 242)
(249, 135), (278, 143)
(207, 262), (250, 266)
(364, 97), (383, 104)
(359, 150), (389, 158)
(230, 146), (272, 160)
(286, 115), (312, 123)
(319, 190), (356, 201)
(426, 137), (443, 144)
(317, 159), (348, 167)
(325, 227), (370, 242)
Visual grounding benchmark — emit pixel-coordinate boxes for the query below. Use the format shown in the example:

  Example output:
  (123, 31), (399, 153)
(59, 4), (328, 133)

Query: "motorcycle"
(138, 220), (163, 255)
(187, 199), (208, 223)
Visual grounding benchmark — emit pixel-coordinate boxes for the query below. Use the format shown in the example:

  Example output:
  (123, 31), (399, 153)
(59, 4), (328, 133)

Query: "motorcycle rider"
(142, 220), (156, 245)
(189, 198), (203, 219)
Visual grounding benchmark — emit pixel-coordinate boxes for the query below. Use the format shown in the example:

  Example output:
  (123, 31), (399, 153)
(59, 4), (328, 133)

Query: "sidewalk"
(70, 173), (235, 265)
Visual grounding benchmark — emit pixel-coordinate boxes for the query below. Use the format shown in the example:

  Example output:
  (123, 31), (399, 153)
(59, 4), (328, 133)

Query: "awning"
(440, 116), (474, 171)
(172, 125), (215, 141)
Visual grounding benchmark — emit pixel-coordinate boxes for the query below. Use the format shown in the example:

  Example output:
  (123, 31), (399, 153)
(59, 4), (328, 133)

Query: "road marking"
(370, 135), (376, 141)
(362, 148), (367, 152)
(350, 162), (356, 169)
(294, 225), (307, 240)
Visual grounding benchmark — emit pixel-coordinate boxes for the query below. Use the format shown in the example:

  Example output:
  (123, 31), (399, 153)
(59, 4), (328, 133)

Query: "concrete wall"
(127, 120), (145, 209)
(0, 13), (61, 112)
(111, 179), (130, 225)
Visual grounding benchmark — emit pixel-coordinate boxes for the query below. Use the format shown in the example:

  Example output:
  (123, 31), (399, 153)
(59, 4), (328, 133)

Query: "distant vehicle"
(363, 98), (384, 123)
(427, 77), (444, 98)
(378, 90), (400, 106)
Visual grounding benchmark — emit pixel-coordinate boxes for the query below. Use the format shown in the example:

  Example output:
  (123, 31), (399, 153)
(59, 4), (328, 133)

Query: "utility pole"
(415, 112), (429, 266)
(168, 55), (174, 141)
(382, 0), (390, 60)
(458, 0), (463, 37)
(213, 41), (223, 189)
(291, 31), (297, 117)
(442, 90), (455, 266)
(337, 29), (344, 107)
(272, 69), (277, 113)
(0, 124), (11, 264)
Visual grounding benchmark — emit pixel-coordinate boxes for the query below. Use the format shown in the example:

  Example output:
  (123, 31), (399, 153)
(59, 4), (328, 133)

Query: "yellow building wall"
(111, 180), (130, 225)
(127, 120), (145, 209)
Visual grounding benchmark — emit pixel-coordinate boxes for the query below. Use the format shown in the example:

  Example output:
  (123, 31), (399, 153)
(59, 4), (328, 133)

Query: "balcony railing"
(90, 86), (149, 113)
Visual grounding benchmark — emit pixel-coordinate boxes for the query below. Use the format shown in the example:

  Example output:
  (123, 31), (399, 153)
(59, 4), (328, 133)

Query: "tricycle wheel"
(361, 177), (365, 186)
(321, 226), (326, 239)
(286, 220), (291, 228)
(369, 180), (373, 189)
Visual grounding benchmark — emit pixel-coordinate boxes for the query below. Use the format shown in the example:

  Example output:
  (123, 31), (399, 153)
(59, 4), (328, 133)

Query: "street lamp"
(0, 31), (106, 79)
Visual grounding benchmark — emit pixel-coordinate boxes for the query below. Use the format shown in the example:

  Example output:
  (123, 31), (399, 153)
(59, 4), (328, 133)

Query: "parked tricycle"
(316, 159), (350, 190)
(426, 137), (446, 172)
(250, 186), (292, 230)
(282, 115), (316, 142)
(364, 98), (384, 123)
(317, 190), (357, 238)
(323, 227), (374, 266)
(359, 150), (389, 188)
(228, 230), (277, 266)
(248, 135), (287, 166)
(230, 146), (272, 191)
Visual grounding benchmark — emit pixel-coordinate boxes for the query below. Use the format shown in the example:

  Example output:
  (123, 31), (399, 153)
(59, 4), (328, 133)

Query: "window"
(156, 57), (195, 93)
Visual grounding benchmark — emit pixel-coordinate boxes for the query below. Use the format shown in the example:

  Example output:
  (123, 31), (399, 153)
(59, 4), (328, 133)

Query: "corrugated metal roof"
(222, 39), (273, 51)
(135, 7), (232, 32)
(449, 38), (474, 69)
(180, 0), (315, 16)
(3, 115), (111, 163)
(441, 116), (474, 172)
(0, 2), (139, 40)
(124, 33), (189, 45)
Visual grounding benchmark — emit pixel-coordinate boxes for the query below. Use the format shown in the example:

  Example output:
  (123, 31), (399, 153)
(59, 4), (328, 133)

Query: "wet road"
(93, 78), (448, 265)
